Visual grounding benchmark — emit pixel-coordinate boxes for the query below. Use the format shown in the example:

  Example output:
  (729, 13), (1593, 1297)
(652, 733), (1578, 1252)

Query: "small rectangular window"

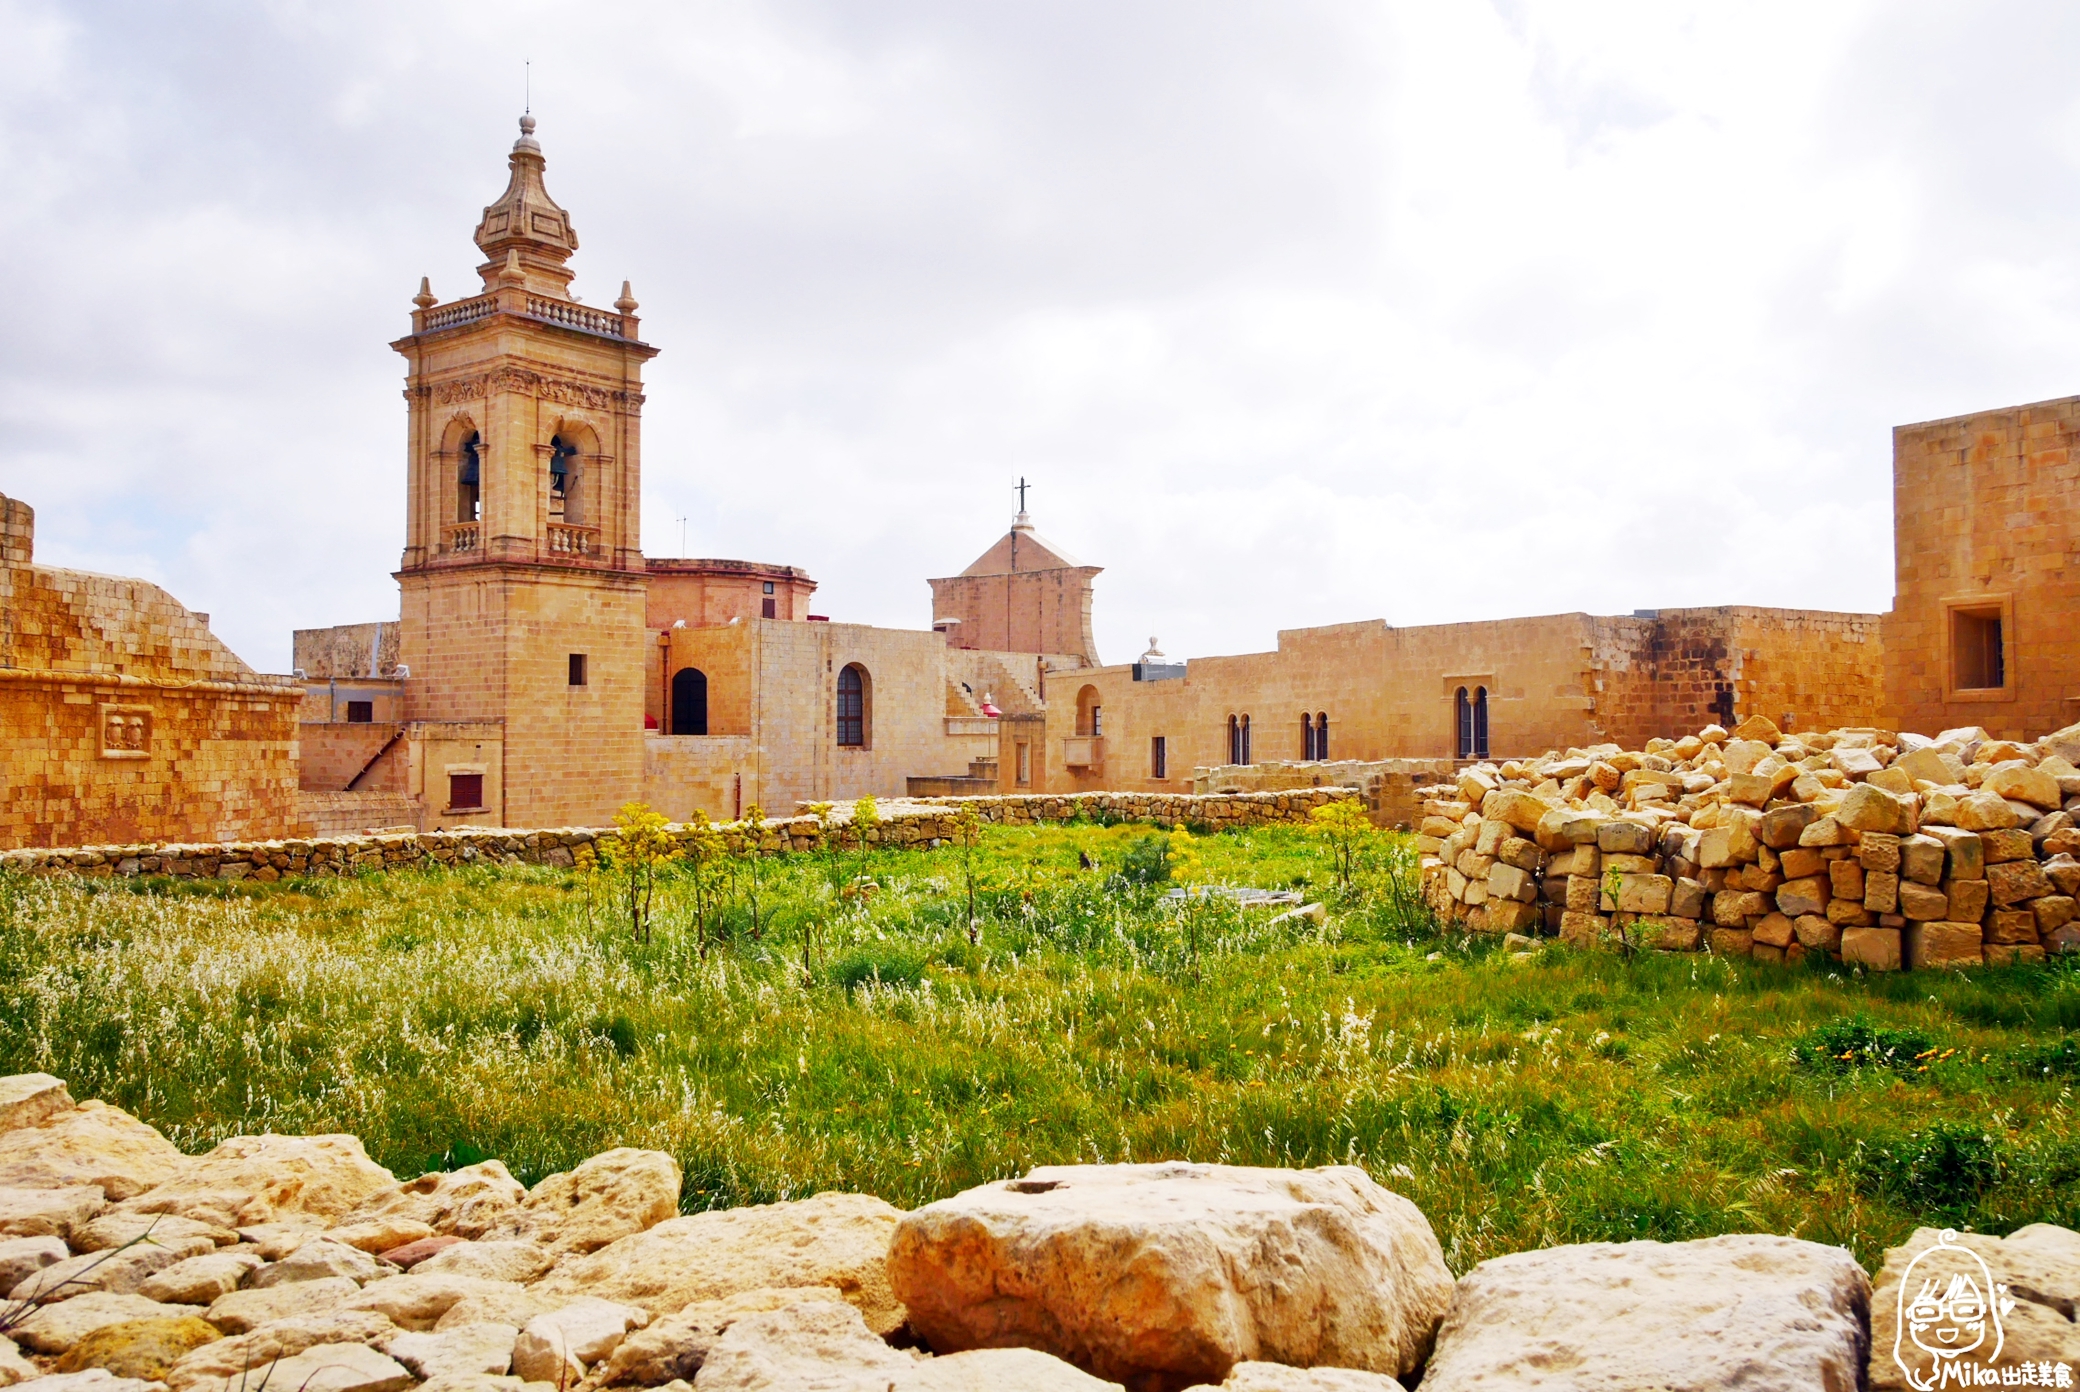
(1016, 741), (1031, 786)
(345, 700), (373, 724)
(568, 654), (587, 687)
(1151, 735), (1166, 780)
(1090, 705), (1102, 737)
(762, 580), (776, 594)
(761, 597), (776, 619)
(1952, 607), (2005, 690)
(448, 772), (484, 811)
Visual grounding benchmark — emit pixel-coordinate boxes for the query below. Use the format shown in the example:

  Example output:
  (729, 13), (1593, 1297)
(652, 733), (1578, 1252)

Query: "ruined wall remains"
(0, 493), (301, 851)
(292, 622), (400, 679)
(1886, 395), (2080, 741)
(1191, 757), (1461, 829)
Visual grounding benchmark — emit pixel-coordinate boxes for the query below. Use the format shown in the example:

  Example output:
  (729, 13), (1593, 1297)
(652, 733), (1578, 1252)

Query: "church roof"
(958, 512), (1090, 576)
(472, 116), (578, 295)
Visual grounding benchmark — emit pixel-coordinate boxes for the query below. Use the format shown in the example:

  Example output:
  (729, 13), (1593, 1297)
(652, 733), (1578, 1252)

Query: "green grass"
(2, 821), (2076, 1275)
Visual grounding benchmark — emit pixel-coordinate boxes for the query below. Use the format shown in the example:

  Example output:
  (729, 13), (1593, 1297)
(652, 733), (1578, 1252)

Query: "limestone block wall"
(643, 732), (756, 821)
(298, 722), (405, 792)
(0, 788), (1346, 879)
(1191, 758), (1460, 829)
(929, 567), (1102, 664)
(1886, 395), (2080, 740)
(295, 790), (419, 836)
(292, 622), (400, 679)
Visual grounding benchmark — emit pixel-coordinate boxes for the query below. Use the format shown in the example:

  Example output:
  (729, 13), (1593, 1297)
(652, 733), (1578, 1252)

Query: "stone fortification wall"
(1191, 758), (1460, 829)
(292, 621), (400, 679)
(0, 788), (1348, 881)
(1420, 714), (2080, 970)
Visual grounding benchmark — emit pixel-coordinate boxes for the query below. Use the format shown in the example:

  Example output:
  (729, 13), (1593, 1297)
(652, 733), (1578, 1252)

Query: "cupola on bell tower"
(389, 116), (658, 829)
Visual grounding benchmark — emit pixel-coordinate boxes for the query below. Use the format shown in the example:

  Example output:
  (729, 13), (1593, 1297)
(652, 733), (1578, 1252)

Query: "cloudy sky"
(3, 1), (2077, 672)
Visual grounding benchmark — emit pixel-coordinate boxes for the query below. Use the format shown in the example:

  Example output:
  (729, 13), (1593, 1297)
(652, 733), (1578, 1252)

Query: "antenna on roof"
(524, 59), (531, 115)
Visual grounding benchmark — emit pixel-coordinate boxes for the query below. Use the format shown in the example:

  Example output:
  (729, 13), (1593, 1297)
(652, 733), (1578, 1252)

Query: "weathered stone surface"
(1955, 790), (2023, 832)
(0, 1236), (67, 1295)
(343, 1162), (529, 1242)
(1987, 858), (2055, 906)
(1842, 927), (1903, 971)
(509, 1298), (646, 1384)
(1183, 1366), (1404, 1392)
(249, 1237), (382, 1288)
(0, 1103), (187, 1202)
(1418, 1235), (1869, 1392)
(536, 1191), (905, 1334)
(887, 1163), (1451, 1389)
(0, 1187), (104, 1242)
(1870, 1225), (2080, 1390)
(342, 1274), (526, 1333)
(687, 1298), (916, 1392)
(484, 1149), (678, 1257)
(1837, 783), (1910, 835)
(596, 1287), (849, 1387)
(52, 1316), (220, 1381)
(1986, 764), (2063, 810)
(1905, 921), (1983, 970)
(1480, 789), (1549, 836)
(1774, 877), (1828, 918)
(119, 1134), (395, 1230)
(325, 1218), (435, 1255)
(4, 1373), (160, 1392)
(12, 1293), (191, 1355)
(1756, 804), (1818, 850)
(242, 1341), (415, 1392)
(413, 1240), (550, 1285)
(379, 1235), (465, 1269)
(165, 1310), (400, 1392)
(207, 1276), (361, 1333)
(0, 1335), (35, 1387)
(10, 1235), (216, 1303)
(1896, 881), (1949, 921)
(897, 1348), (1127, 1391)
(0, 1076), (76, 1134)
(384, 1322), (518, 1381)
(137, 1249), (264, 1305)
(72, 1212), (236, 1253)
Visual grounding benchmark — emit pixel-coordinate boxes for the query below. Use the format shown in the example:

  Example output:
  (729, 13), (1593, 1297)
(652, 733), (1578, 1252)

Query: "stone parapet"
(0, 788), (1352, 883)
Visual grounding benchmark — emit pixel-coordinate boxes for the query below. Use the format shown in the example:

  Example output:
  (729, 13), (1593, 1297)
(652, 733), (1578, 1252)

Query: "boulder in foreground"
(1418, 1234), (1869, 1391)
(887, 1162), (1452, 1391)
(1868, 1224), (2080, 1390)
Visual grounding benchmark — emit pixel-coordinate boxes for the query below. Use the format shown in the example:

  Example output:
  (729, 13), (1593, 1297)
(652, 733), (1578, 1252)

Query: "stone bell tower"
(392, 115), (658, 829)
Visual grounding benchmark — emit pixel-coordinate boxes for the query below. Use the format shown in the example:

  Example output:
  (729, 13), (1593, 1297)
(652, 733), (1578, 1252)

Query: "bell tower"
(392, 115), (658, 829)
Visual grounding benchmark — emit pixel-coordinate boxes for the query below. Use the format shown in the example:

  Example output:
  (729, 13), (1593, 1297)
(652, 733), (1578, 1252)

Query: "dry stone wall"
(1419, 713), (2080, 970)
(0, 790), (1347, 883)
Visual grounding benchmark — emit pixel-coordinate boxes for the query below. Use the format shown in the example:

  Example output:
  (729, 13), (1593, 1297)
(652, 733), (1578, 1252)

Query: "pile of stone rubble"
(2, 1074), (2073, 1391)
(1416, 716), (2080, 969)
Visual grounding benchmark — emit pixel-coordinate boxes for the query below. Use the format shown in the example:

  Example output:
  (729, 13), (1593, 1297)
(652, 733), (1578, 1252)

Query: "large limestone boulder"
(9, 1233), (216, 1303)
(597, 1287), (851, 1386)
(383, 1322), (519, 1381)
(1418, 1234), (1868, 1391)
(343, 1162), (528, 1242)
(536, 1191), (905, 1334)
(411, 1239), (551, 1284)
(897, 1349), (1127, 1391)
(486, 1149), (679, 1256)
(118, 1134), (396, 1230)
(241, 1341), (415, 1392)
(72, 1212), (235, 1253)
(0, 1235), (67, 1294)
(164, 1309), (400, 1392)
(0, 1335), (37, 1387)
(206, 1276), (362, 1333)
(11, 1293), (192, 1355)
(0, 1187), (105, 1242)
(886, 1163), (1452, 1390)
(0, 1076), (76, 1134)
(52, 1317), (221, 1382)
(342, 1273), (529, 1332)
(1869, 1225), (2080, 1390)
(509, 1298), (647, 1384)
(686, 1298), (917, 1391)
(0, 1103), (187, 1202)
(1183, 1367), (1404, 1392)
(248, 1237), (384, 1288)
(137, 1248), (265, 1305)
(326, 1217), (436, 1255)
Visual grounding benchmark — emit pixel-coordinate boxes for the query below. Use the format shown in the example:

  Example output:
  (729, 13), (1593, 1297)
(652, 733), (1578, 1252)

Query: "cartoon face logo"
(1893, 1230), (2014, 1390)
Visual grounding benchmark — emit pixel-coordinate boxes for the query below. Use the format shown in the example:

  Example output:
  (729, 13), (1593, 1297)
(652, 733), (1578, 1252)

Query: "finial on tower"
(413, 276), (437, 310)
(516, 113), (538, 150)
(614, 280), (639, 314)
(474, 111), (576, 296)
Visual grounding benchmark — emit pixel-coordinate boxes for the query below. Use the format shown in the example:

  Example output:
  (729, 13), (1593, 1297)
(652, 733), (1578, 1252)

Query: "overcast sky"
(4, 1), (2078, 672)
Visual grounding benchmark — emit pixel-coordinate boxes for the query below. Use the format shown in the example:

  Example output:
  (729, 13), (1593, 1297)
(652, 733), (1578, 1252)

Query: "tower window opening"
(549, 435), (579, 523)
(458, 433), (481, 522)
(1952, 607), (2006, 690)
(568, 653), (587, 687)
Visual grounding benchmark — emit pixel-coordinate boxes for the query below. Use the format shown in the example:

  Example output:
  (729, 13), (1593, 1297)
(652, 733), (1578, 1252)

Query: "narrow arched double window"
(1301, 713), (1315, 760)
(1227, 714), (1241, 766)
(458, 433), (482, 522)
(1240, 714), (1252, 765)
(837, 664), (869, 747)
(1473, 687), (1489, 759)
(1316, 712), (1329, 761)
(671, 667), (708, 735)
(1455, 687), (1472, 760)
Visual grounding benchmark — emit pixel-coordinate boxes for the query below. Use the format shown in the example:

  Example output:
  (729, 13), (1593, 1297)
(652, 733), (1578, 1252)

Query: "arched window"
(1240, 714), (1252, 766)
(549, 435), (580, 523)
(1301, 713), (1315, 760)
(1455, 687), (1472, 760)
(1228, 714), (1241, 766)
(837, 664), (869, 747)
(1473, 686), (1490, 760)
(1316, 712), (1329, 761)
(458, 433), (481, 522)
(671, 667), (708, 736)
(1076, 685), (1102, 737)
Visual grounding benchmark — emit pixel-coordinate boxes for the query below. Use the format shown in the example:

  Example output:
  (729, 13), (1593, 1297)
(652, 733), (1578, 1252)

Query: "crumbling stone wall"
(1191, 758), (1460, 829)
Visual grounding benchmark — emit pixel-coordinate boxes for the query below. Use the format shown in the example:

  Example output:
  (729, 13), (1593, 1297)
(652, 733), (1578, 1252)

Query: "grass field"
(2, 819), (2076, 1275)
